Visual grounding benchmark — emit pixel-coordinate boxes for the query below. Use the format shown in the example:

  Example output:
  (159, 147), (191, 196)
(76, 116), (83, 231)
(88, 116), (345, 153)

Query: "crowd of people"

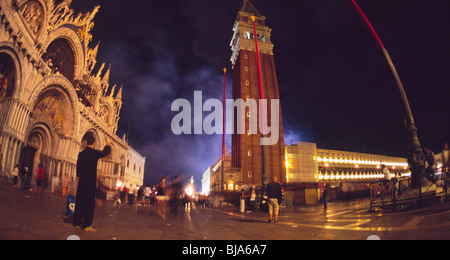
(116, 184), (158, 206)
(5, 163), (77, 197)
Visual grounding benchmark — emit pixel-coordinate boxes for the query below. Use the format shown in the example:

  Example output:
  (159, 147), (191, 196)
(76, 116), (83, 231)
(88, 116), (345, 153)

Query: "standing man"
(20, 166), (28, 191)
(424, 147), (436, 183)
(266, 177), (283, 223)
(73, 136), (111, 232)
(323, 186), (329, 210)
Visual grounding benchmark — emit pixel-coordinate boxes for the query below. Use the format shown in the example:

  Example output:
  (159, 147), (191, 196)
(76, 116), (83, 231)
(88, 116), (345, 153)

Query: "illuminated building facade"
(0, 0), (144, 190)
(285, 142), (409, 184)
(124, 146), (146, 187)
(203, 141), (409, 201)
(204, 148), (242, 195)
(201, 166), (212, 195)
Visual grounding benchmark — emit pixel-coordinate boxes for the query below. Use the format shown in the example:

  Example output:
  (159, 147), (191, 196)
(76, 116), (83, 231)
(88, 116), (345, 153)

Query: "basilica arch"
(28, 76), (79, 137)
(42, 38), (76, 81)
(17, 0), (48, 40)
(81, 129), (101, 149)
(31, 87), (74, 136)
(0, 46), (23, 175)
(41, 28), (85, 81)
(22, 122), (53, 183)
(27, 123), (52, 157)
(0, 50), (19, 100)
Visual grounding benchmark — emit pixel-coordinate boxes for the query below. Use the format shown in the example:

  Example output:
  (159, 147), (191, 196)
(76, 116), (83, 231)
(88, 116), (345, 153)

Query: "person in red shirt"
(36, 164), (45, 196)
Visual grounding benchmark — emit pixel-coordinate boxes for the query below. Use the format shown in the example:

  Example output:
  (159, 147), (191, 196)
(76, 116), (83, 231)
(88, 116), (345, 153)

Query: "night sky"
(70, 0), (450, 188)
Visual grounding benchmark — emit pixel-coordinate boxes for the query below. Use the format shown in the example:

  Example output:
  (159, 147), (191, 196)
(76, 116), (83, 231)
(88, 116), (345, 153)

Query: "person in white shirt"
(144, 185), (152, 206)
(382, 164), (391, 181)
(128, 184), (136, 205)
(248, 188), (257, 212)
(381, 164), (392, 195)
(51, 176), (60, 194)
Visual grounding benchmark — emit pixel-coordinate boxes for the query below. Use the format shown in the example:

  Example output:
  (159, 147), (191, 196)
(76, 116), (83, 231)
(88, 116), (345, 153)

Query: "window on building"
(244, 31), (266, 43)
(227, 180), (234, 191)
(259, 35), (266, 43)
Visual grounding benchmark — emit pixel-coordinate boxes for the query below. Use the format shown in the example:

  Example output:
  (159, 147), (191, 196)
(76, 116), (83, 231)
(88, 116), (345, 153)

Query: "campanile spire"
(241, 0), (262, 17)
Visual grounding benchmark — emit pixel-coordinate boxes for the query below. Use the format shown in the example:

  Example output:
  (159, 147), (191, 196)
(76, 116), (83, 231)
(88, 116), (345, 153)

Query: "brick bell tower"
(230, 0), (286, 187)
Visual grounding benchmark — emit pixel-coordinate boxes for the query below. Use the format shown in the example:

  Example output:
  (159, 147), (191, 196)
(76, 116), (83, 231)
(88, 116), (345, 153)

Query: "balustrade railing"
(369, 173), (448, 211)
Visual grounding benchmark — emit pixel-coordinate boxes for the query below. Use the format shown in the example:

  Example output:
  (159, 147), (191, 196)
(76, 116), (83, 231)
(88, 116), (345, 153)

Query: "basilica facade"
(0, 0), (142, 189)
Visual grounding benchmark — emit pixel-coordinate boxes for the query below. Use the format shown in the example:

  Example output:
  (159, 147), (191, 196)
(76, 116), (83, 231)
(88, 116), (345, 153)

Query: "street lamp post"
(349, 0), (424, 187)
